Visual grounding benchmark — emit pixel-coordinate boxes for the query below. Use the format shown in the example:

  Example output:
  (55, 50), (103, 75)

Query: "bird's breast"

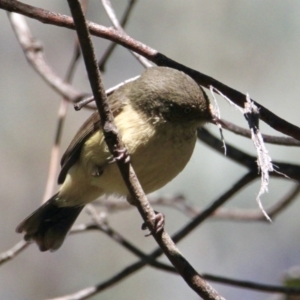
(113, 105), (197, 194)
(129, 127), (197, 194)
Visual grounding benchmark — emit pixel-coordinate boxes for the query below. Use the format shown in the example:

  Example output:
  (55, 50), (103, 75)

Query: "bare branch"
(1, 0), (299, 140)
(198, 128), (300, 182)
(263, 184), (300, 220)
(74, 76), (139, 110)
(99, 0), (138, 71)
(209, 183), (299, 222)
(94, 194), (187, 214)
(218, 119), (300, 147)
(42, 100), (69, 202)
(67, 1), (224, 299)
(202, 273), (300, 295)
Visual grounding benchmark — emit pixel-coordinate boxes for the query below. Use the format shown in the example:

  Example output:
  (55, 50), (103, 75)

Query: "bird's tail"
(16, 194), (84, 252)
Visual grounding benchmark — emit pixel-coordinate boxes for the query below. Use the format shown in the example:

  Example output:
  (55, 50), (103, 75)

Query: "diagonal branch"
(1, 0), (299, 140)
(218, 119), (300, 146)
(67, 1), (224, 299)
(49, 221), (300, 300)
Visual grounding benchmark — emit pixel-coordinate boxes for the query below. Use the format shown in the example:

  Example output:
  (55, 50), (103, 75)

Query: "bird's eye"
(184, 107), (191, 114)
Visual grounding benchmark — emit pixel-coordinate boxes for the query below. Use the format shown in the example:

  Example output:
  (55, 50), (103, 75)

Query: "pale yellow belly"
(86, 120), (197, 197)
(59, 106), (197, 205)
(130, 132), (196, 193)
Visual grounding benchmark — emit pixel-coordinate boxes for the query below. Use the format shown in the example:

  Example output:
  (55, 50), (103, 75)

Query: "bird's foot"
(91, 165), (103, 177)
(142, 211), (165, 236)
(108, 147), (130, 164)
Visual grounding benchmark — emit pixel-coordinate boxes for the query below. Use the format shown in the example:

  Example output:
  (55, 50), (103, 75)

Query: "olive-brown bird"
(16, 66), (212, 251)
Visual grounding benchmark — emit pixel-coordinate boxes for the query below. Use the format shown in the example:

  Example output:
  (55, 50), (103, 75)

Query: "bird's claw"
(108, 147), (130, 164)
(91, 165), (103, 177)
(142, 211), (165, 236)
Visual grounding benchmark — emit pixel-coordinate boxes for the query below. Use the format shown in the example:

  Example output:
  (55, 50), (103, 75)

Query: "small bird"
(16, 66), (212, 251)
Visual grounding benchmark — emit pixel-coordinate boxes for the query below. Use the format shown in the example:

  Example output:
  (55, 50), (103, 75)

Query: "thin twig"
(164, 185), (300, 222)
(101, 0), (151, 68)
(74, 76), (139, 110)
(218, 119), (300, 146)
(99, 0), (140, 71)
(95, 172), (257, 294)
(202, 274), (300, 295)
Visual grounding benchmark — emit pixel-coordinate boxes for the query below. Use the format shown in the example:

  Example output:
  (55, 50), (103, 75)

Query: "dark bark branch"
(67, 1), (224, 299)
(202, 274), (300, 295)
(1, 0), (299, 141)
(56, 221), (300, 299)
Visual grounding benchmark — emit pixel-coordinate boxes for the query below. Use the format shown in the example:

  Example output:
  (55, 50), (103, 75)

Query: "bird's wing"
(58, 111), (100, 184)
(58, 90), (128, 184)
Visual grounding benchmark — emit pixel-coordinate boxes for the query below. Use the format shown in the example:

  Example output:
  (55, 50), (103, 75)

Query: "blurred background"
(1, 1), (300, 299)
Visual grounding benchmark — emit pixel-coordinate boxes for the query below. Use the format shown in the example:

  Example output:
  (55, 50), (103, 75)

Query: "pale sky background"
(1, 1), (300, 300)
